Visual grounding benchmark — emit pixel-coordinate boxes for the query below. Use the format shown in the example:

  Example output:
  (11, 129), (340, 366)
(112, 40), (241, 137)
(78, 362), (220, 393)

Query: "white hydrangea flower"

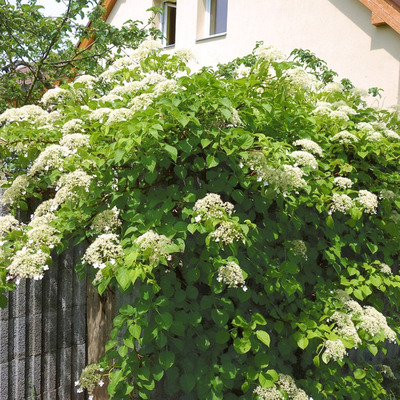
(210, 221), (243, 245)
(193, 193), (234, 221)
(98, 94), (123, 103)
(74, 74), (97, 87)
(330, 193), (354, 214)
(356, 122), (374, 132)
(106, 108), (134, 124)
(7, 247), (49, 282)
(217, 261), (246, 289)
(329, 110), (349, 121)
(290, 240), (308, 260)
(135, 230), (173, 262)
(32, 199), (59, 218)
(289, 151), (318, 169)
(329, 312), (361, 347)
(26, 222), (60, 249)
(278, 374), (298, 396)
(129, 93), (154, 112)
(29, 145), (67, 175)
(61, 119), (83, 134)
(90, 207), (121, 234)
(344, 300), (364, 315)
(333, 177), (353, 189)
(380, 189), (397, 200)
(322, 82), (344, 93)
(0, 105), (48, 125)
(331, 131), (358, 144)
(292, 139), (323, 157)
(357, 190), (378, 214)
(365, 131), (383, 141)
(89, 108), (113, 122)
(41, 87), (70, 106)
(358, 306), (397, 342)
(379, 263), (392, 275)
(60, 133), (90, 152)
(279, 165), (307, 193)
(153, 79), (178, 97)
(110, 81), (144, 96)
(313, 105), (332, 117)
(350, 87), (368, 98)
(323, 339), (347, 362)
(336, 105), (357, 116)
(0, 174), (30, 205)
(254, 45), (285, 62)
(174, 48), (196, 62)
(235, 64), (251, 78)
(83, 233), (124, 269)
(54, 170), (92, 205)
(253, 386), (284, 400)
(285, 67), (316, 91)
(0, 215), (20, 236)
(384, 129), (400, 140)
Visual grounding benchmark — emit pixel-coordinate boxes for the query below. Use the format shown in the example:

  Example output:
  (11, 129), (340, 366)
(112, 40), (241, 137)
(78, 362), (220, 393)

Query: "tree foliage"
(0, 0), (161, 112)
(1, 42), (400, 399)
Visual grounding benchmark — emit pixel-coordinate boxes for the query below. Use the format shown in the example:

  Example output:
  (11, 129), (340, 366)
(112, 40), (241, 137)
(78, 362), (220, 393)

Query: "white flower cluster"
(384, 129), (400, 140)
(135, 230), (173, 262)
(322, 81), (344, 93)
(285, 67), (316, 91)
(211, 221), (243, 245)
(74, 74), (97, 87)
(0, 174), (29, 205)
(356, 122), (374, 132)
(358, 306), (397, 342)
(313, 101), (357, 122)
(54, 170), (92, 205)
(254, 386), (284, 400)
(379, 365), (396, 379)
(329, 312), (361, 347)
(379, 263), (392, 275)
(0, 215), (20, 236)
(29, 145), (66, 175)
(98, 94), (123, 103)
(59, 133), (90, 152)
(129, 93), (154, 112)
(174, 48), (196, 62)
(83, 233), (124, 269)
(61, 119), (83, 134)
(0, 105), (48, 125)
(106, 108), (134, 124)
(357, 190), (378, 214)
(277, 374), (310, 400)
(330, 193), (354, 214)
(26, 217), (60, 249)
(324, 339), (347, 362)
(134, 39), (162, 58)
(217, 261), (246, 290)
(193, 193), (234, 221)
(41, 87), (70, 106)
(90, 207), (121, 234)
(290, 240), (308, 260)
(75, 363), (104, 397)
(292, 139), (323, 157)
(333, 177), (353, 189)
(344, 299), (364, 315)
(331, 130), (358, 144)
(350, 87), (368, 98)
(110, 81), (144, 96)
(254, 45), (285, 62)
(89, 107), (112, 122)
(153, 79), (178, 97)
(230, 108), (242, 126)
(289, 151), (318, 169)
(235, 64), (251, 78)
(7, 247), (49, 283)
(32, 199), (59, 218)
(248, 154), (308, 194)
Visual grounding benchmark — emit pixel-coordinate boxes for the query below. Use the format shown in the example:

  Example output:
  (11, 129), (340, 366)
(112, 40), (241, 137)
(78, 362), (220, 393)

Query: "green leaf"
(159, 351), (175, 370)
(211, 309), (229, 326)
(129, 324), (141, 340)
(297, 336), (309, 350)
(255, 330), (271, 347)
(180, 373), (196, 393)
(354, 369), (366, 379)
(155, 312), (173, 330)
(206, 154), (219, 168)
(163, 144), (178, 162)
(215, 330), (230, 344)
(233, 337), (251, 354)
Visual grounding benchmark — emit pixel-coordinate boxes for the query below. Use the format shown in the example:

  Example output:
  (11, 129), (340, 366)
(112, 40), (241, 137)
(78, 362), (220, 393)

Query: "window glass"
(163, 2), (176, 46)
(210, 0), (227, 35)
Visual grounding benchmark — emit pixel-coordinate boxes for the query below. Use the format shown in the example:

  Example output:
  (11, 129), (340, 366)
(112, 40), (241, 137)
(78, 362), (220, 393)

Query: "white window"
(162, 2), (177, 46)
(206, 0), (228, 36)
(197, 0), (228, 39)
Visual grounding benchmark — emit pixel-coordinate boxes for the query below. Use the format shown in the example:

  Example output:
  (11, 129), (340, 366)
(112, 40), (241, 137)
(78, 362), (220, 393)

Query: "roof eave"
(358, 0), (400, 34)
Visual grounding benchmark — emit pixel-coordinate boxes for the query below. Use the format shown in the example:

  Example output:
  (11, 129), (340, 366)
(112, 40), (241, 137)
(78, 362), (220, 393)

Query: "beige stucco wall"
(107, 0), (400, 106)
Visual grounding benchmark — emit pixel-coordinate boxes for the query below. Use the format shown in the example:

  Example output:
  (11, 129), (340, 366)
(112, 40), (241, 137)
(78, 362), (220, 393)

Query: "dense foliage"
(1, 42), (400, 399)
(0, 0), (161, 112)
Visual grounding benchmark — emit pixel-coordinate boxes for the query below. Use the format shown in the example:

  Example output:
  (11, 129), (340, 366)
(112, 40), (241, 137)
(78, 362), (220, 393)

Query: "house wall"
(107, 0), (400, 106)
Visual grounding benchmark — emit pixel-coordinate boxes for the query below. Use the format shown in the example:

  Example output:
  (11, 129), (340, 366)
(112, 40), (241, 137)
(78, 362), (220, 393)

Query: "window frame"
(205, 0), (228, 37)
(162, 1), (177, 47)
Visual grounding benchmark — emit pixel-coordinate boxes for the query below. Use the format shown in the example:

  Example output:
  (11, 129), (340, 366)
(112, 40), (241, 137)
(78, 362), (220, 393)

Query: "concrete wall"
(107, 0), (400, 106)
(0, 189), (87, 400)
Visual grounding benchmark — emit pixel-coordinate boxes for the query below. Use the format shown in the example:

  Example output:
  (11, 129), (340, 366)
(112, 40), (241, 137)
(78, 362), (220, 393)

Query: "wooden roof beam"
(358, 0), (400, 34)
